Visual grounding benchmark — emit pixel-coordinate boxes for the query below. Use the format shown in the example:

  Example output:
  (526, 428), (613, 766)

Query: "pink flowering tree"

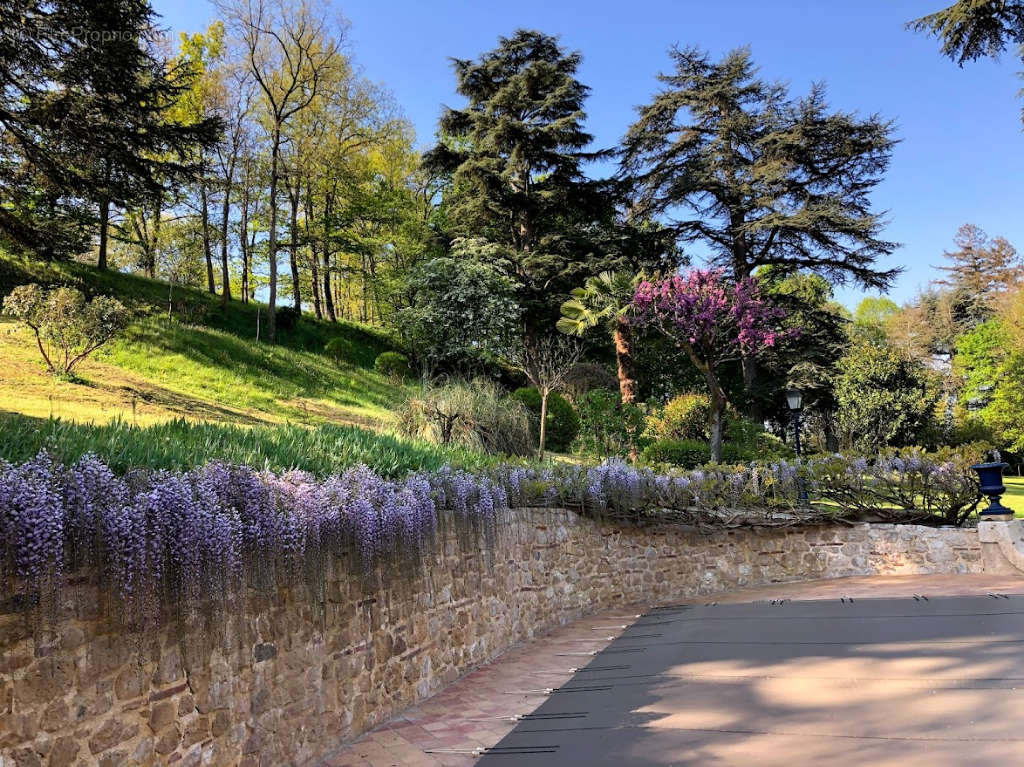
(633, 269), (790, 463)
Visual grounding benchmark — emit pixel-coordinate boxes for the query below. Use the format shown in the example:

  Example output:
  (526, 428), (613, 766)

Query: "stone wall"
(0, 511), (986, 767)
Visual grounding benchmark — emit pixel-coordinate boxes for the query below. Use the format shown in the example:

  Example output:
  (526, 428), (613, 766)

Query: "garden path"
(318, 574), (1024, 767)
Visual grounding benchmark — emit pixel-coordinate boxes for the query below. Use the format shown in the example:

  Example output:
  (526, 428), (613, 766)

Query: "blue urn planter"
(971, 461), (1014, 520)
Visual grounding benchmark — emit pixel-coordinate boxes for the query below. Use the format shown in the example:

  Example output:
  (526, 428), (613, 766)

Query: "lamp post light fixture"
(785, 387), (809, 504)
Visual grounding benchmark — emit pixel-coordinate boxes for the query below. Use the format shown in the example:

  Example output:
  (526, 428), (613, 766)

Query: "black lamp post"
(786, 388), (809, 504)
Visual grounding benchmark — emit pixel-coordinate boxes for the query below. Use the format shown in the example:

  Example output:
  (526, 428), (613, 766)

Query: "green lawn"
(0, 252), (409, 429)
(1003, 475), (1024, 516)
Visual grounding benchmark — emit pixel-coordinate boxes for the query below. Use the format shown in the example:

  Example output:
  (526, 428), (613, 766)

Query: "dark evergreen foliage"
(620, 46), (900, 290)
(423, 30), (649, 326)
(909, 1), (1024, 66)
(0, 0), (221, 260)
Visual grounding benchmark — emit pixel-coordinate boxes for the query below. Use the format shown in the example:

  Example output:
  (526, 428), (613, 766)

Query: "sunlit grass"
(1001, 475), (1024, 517)
(0, 413), (502, 478)
(0, 252), (409, 430)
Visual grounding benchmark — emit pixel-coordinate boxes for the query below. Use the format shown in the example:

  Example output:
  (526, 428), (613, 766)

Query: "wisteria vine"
(0, 446), (983, 627)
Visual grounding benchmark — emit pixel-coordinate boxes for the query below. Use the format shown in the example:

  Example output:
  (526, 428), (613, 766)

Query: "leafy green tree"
(557, 271), (641, 403)
(621, 46), (898, 414)
(954, 318), (1009, 405)
(397, 240), (521, 373)
(424, 29), (609, 330)
(980, 351), (1024, 451)
(952, 318), (1012, 444)
(218, 0), (343, 340)
(2, 284), (129, 376)
(835, 337), (941, 451)
(852, 296), (900, 342)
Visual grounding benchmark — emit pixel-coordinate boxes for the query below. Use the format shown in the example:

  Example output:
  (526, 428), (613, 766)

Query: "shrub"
(641, 438), (709, 468)
(725, 416), (794, 460)
(397, 379), (532, 456)
(374, 351), (410, 382)
(512, 387), (580, 453)
(324, 337), (358, 367)
(807, 444), (986, 525)
(2, 283), (129, 376)
(574, 389), (649, 458)
(647, 393), (711, 441)
(274, 306), (301, 332)
(563, 363), (619, 404)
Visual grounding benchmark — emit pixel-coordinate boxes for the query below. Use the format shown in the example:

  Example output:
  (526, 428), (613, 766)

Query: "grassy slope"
(0, 253), (407, 430)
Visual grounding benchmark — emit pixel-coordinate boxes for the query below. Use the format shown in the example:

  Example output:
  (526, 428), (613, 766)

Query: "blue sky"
(152, 0), (1024, 310)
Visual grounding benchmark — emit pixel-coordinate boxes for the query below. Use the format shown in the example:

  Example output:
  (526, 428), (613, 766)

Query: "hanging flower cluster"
(0, 446), (982, 626)
(0, 453), (505, 624)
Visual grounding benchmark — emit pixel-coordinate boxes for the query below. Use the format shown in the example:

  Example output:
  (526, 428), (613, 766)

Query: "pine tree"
(423, 30), (610, 329)
(909, 1), (1024, 66)
(621, 46), (899, 415)
(936, 223), (1022, 325)
(910, 2), (1024, 124)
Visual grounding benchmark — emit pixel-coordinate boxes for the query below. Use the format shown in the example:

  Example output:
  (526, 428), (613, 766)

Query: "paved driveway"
(483, 593), (1024, 766)
(321, 575), (1024, 767)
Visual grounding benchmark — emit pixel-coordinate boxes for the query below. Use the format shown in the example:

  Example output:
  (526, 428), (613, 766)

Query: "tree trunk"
(709, 396), (725, 463)
(97, 196), (110, 270)
(219, 171), (233, 304)
(149, 197), (161, 280)
(288, 183), (301, 312)
(322, 247), (336, 321)
(538, 389), (549, 461)
(240, 186), (249, 304)
(321, 194), (336, 321)
(613, 316), (639, 404)
(97, 159), (111, 270)
(304, 188), (321, 319)
(266, 126), (281, 341)
(684, 343), (726, 463)
(824, 410), (839, 453)
(200, 181), (215, 294)
(360, 253), (368, 323)
(310, 253), (322, 319)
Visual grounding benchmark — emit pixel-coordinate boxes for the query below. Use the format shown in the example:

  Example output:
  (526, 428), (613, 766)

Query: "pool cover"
(478, 594), (1024, 766)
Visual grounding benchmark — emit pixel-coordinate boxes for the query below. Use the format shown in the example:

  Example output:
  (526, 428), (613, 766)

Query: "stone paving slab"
(316, 575), (1024, 767)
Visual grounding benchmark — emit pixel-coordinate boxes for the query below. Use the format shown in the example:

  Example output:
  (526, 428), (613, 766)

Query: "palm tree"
(557, 271), (640, 403)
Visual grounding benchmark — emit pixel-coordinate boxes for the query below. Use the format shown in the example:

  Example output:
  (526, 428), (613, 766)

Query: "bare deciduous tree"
(509, 336), (583, 460)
